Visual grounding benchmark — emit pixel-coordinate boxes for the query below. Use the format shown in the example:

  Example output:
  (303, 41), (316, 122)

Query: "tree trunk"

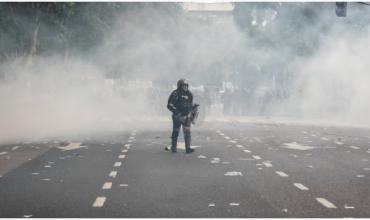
(27, 23), (40, 65)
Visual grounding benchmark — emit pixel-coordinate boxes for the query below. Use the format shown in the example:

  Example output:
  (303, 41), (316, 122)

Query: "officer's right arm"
(167, 92), (179, 114)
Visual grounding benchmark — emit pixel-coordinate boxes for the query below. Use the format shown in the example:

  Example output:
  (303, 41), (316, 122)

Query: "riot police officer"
(167, 79), (195, 153)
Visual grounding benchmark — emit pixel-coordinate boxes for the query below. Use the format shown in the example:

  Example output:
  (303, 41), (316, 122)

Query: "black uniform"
(167, 88), (193, 153)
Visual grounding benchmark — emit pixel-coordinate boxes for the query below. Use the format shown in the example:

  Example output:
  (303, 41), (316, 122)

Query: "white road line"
(102, 182), (112, 190)
(208, 203), (215, 207)
(127, 140), (133, 143)
(349, 146), (360, 150)
(225, 171), (243, 176)
(229, 140), (237, 144)
(293, 183), (309, 190)
(224, 136), (230, 140)
(316, 198), (337, 208)
(276, 171), (289, 177)
(229, 203), (240, 206)
(93, 197), (106, 207)
(0, 151), (7, 155)
(244, 149), (251, 153)
(252, 155), (262, 160)
(114, 162), (122, 167)
(109, 171), (117, 178)
(119, 184), (128, 187)
(344, 204), (355, 209)
(262, 161), (273, 167)
(124, 144), (130, 147)
(121, 149), (128, 153)
(12, 146), (20, 151)
(118, 155), (126, 159)
(236, 145), (244, 148)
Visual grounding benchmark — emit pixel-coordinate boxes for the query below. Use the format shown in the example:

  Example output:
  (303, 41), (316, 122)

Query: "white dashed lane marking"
(262, 161), (273, 167)
(236, 145), (244, 148)
(121, 149), (128, 153)
(124, 144), (130, 147)
(276, 171), (289, 177)
(225, 171), (243, 176)
(118, 155), (126, 159)
(344, 204), (355, 209)
(208, 203), (215, 207)
(316, 198), (337, 208)
(293, 183), (309, 190)
(93, 197), (106, 207)
(114, 162), (122, 167)
(349, 146), (360, 150)
(229, 203), (240, 206)
(12, 146), (20, 151)
(102, 182), (112, 190)
(244, 150), (251, 153)
(252, 155), (262, 160)
(109, 171), (117, 178)
(0, 151), (7, 156)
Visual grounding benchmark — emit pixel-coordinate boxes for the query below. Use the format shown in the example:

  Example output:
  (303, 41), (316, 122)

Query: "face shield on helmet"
(177, 79), (189, 91)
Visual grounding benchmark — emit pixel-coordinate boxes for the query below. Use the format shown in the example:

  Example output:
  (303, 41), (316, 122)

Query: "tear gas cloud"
(1, 2), (370, 143)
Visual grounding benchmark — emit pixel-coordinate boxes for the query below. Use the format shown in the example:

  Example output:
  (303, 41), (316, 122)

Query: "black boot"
(185, 136), (194, 154)
(171, 137), (177, 153)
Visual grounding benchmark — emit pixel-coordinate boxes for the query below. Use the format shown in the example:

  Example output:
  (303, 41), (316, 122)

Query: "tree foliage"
(0, 2), (181, 61)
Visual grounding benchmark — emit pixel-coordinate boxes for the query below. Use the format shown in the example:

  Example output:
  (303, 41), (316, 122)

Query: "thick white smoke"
(286, 27), (370, 125)
(1, 3), (370, 143)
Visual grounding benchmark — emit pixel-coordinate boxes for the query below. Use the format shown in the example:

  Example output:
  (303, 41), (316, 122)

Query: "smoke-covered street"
(1, 120), (370, 217)
(1, 2), (370, 218)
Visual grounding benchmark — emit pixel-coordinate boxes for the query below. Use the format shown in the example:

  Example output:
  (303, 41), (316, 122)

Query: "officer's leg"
(171, 115), (181, 152)
(183, 117), (194, 153)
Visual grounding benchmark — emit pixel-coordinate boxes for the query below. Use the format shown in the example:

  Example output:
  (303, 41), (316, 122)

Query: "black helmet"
(177, 78), (189, 89)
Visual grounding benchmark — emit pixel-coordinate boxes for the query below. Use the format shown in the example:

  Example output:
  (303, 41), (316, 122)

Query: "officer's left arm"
(189, 91), (194, 105)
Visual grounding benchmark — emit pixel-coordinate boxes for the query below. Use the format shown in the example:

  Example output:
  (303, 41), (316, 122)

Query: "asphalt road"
(0, 121), (370, 217)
